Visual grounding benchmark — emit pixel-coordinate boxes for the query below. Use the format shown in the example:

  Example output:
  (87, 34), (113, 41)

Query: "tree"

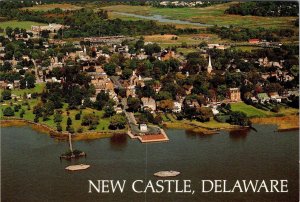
(3, 107), (14, 116)
(196, 107), (213, 122)
(103, 63), (116, 76)
(109, 114), (126, 129)
(135, 39), (144, 50)
(20, 109), (25, 118)
(67, 117), (72, 126)
(75, 113), (81, 120)
(0, 61), (12, 72)
(20, 73), (35, 89)
(121, 68), (133, 80)
(144, 43), (161, 55)
(81, 113), (99, 127)
(56, 122), (62, 132)
(54, 112), (63, 123)
(157, 99), (174, 112)
(94, 90), (110, 110)
(199, 41), (208, 49)
(44, 101), (55, 116)
(5, 27), (13, 38)
(2, 90), (11, 100)
(33, 103), (43, 118)
(127, 97), (141, 112)
(104, 105), (115, 117)
(228, 111), (250, 126)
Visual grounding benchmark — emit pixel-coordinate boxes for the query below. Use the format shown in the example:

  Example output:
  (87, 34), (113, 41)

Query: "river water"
(1, 125), (298, 202)
(114, 12), (212, 27)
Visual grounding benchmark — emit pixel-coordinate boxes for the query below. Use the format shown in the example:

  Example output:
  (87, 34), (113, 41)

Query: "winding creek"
(1, 125), (298, 201)
(113, 12), (213, 27)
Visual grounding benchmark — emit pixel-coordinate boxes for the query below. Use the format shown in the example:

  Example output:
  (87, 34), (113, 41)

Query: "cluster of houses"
(0, 21), (298, 120)
(250, 90), (299, 104)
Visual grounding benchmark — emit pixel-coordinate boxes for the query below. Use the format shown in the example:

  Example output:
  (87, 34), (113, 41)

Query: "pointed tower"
(207, 54), (213, 74)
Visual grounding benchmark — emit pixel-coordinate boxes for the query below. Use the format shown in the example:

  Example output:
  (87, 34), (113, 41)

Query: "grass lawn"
(189, 119), (232, 129)
(1, 98), (113, 133)
(0, 20), (46, 30)
(102, 3), (297, 29)
(21, 3), (82, 11)
(11, 83), (46, 96)
(231, 102), (298, 118)
(231, 102), (272, 117)
(1, 84), (114, 133)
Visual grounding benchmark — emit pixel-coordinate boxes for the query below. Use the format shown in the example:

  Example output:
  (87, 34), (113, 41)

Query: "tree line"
(225, 2), (299, 17)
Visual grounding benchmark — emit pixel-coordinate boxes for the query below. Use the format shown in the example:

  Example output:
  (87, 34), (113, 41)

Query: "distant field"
(233, 46), (263, 52)
(0, 20), (46, 30)
(142, 33), (227, 48)
(102, 3), (297, 29)
(21, 3), (82, 11)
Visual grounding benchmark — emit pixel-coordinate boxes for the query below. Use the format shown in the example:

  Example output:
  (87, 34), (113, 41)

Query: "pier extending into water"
(127, 128), (169, 143)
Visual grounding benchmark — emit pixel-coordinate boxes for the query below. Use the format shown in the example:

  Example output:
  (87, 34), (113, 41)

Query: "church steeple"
(207, 54), (212, 74)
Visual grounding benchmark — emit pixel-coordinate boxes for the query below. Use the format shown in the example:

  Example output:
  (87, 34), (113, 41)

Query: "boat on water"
(65, 164), (90, 171)
(154, 171), (180, 177)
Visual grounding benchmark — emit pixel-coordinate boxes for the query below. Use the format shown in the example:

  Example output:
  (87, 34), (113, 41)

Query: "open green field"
(11, 83), (45, 96)
(231, 102), (272, 117)
(1, 100), (112, 133)
(0, 20), (46, 30)
(231, 102), (298, 118)
(21, 3), (82, 11)
(1, 83), (113, 133)
(102, 2), (297, 29)
(233, 46), (263, 52)
(142, 33), (227, 48)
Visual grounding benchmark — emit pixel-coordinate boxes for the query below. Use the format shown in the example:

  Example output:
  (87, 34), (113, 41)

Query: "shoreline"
(1, 115), (299, 141)
(250, 115), (299, 131)
(0, 118), (126, 141)
(162, 120), (241, 135)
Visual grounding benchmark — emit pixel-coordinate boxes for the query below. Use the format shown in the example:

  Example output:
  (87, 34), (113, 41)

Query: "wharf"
(127, 128), (169, 143)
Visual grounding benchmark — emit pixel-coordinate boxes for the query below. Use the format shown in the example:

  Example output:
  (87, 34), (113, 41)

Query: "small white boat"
(154, 171), (180, 177)
(65, 164), (90, 171)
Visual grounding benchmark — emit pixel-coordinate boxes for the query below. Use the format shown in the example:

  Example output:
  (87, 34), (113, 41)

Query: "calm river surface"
(1, 125), (298, 202)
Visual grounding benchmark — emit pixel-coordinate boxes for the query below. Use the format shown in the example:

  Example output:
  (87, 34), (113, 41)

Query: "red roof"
(248, 39), (260, 43)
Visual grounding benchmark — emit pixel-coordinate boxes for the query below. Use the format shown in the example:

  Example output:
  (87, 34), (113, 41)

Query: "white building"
(139, 124), (148, 132)
(172, 101), (182, 113)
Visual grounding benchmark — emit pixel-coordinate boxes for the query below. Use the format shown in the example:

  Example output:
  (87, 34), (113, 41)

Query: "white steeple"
(207, 54), (212, 74)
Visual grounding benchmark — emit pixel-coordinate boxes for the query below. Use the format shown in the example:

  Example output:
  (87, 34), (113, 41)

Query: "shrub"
(2, 90), (11, 100)
(77, 127), (83, 133)
(75, 113), (81, 120)
(68, 127), (75, 133)
(56, 123), (62, 132)
(31, 93), (38, 99)
(271, 106), (280, 113)
(3, 107), (14, 116)
(20, 109), (25, 118)
(14, 105), (21, 112)
(34, 115), (39, 123)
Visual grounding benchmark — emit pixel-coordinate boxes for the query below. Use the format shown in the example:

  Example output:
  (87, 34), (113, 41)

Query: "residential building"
(141, 97), (156, 111)
(228, 88), (241, 102)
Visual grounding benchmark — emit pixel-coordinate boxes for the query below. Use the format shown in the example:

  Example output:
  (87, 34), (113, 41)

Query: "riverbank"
(2, 114), (298, 141)
(162, 119), (240, 135)
(0, 119), (125, 141)
(250, 115), (299, 131)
